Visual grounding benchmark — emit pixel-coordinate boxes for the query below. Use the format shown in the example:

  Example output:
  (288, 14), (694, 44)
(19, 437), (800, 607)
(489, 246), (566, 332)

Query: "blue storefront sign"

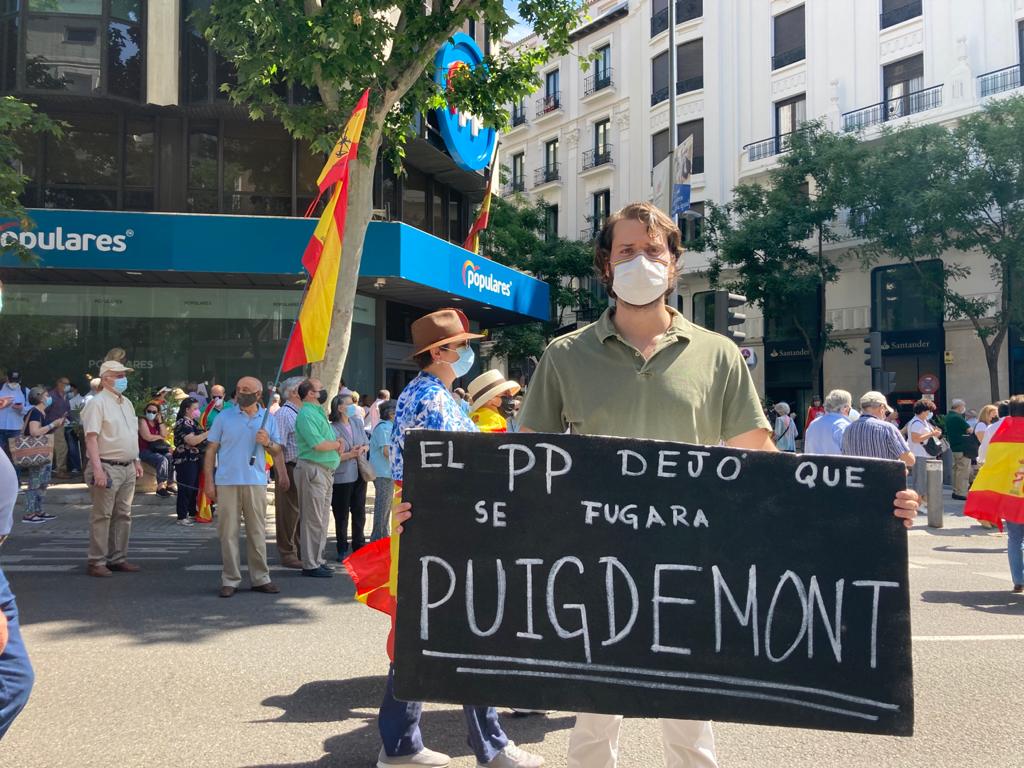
(0, 209), (549, 321)
(433, 32), (498, 172)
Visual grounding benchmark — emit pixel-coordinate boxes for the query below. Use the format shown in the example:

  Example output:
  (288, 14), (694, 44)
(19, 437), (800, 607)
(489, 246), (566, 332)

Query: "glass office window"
(222, 122), (292, 215)
(45, 113), (118, 186)
(1, 11), (19, 91)
(26, 14), (103, 93)
(403, 167), (428, 230)
(448, 189), (463, 243)
(187, 121), (218, 213)
(432, 184), (446, 238)
(29, 0), (101, 13)
(106, 17), (143, 100)
(871, 260), (943, 332)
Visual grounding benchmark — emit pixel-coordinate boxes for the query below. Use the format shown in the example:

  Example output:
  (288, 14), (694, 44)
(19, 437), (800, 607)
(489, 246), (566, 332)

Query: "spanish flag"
(462, 145), (499, 254)
(194, 401), (218, 523)
(964, 417), (1024, 531)
(282, 89), (370, 372)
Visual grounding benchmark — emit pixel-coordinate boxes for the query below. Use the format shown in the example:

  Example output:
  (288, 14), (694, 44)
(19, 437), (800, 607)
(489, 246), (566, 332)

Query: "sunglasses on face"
(146, 410), (158, 415)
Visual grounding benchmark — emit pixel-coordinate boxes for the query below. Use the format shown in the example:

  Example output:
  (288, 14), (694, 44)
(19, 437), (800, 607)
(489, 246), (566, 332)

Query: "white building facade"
(501, 0), (1024, 419)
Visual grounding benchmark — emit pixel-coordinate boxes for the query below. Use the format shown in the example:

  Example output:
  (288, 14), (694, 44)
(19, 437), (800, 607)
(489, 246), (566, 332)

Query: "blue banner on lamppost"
(671, 134), (694, 217)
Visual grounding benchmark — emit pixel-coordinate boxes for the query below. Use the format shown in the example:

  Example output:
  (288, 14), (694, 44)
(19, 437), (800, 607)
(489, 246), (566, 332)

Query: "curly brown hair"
(594, 202), (684, 296)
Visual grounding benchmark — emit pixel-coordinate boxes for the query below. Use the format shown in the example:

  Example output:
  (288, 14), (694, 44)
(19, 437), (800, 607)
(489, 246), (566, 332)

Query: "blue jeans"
(378, 664), (507, 763)
(0, 566), (34, 738)
(1006, 521), (1024, 587)
(23, 464), (51, 516)
(139, 449), (170, 484)
(65, 426), (81, 473)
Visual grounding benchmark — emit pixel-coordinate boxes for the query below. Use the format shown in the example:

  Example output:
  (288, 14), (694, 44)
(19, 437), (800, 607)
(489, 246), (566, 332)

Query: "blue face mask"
(449, 345), (475, 378)
(113, 377), (128, 394)
(45, 396), (53, 408)
(346, 404), (358, 418)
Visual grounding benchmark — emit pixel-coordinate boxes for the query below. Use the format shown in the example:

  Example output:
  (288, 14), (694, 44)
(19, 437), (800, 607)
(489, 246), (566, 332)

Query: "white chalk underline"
(455, 666), (880, 722)
(422, 650), (899, 712)
(912, 634), (1024, 642)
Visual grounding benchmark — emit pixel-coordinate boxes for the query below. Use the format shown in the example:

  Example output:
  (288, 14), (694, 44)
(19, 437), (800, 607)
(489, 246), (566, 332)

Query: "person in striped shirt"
(841, 390), (915, 469)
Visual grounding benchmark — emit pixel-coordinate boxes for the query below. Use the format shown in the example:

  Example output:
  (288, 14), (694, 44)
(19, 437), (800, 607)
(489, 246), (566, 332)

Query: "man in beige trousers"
(82, 361), (143, 577)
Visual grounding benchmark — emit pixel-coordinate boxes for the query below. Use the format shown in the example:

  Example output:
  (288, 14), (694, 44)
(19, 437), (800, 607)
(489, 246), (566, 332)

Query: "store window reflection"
(222, 122), (292, 216)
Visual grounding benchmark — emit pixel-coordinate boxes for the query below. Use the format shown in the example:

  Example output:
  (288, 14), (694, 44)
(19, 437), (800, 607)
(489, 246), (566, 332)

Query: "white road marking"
(2, 565), (76, 572)
(908, 556), (968, 566)
(972, 571), (1012, 582)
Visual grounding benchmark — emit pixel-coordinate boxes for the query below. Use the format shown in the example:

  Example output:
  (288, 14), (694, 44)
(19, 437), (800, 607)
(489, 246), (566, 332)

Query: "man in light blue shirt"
(204, 376), (289, 598)
(803, 389), (853, 455)
(0, 372), (27, 461)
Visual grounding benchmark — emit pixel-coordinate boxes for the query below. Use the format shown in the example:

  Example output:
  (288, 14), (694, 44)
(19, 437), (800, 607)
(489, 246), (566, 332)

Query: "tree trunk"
(982, 332), (1005, 404)
(311, 132), (381, 392)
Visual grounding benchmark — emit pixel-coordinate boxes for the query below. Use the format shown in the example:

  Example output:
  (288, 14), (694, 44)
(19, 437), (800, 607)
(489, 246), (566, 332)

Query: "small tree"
(847, 95), (1024, 402)
(0, 96), (63, 262)
(698, 122), (857, 390)
(480, 196), (600, 367)
(201, 0), (585, 388)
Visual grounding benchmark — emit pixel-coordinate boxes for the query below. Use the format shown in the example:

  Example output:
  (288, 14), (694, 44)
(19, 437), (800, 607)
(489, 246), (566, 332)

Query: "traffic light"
(863, 331), (882, 370)
(713, 291), (747, 344)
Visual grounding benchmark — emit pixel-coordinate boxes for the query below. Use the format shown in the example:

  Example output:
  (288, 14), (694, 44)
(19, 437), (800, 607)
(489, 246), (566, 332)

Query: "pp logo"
(433, 32), (497, 172)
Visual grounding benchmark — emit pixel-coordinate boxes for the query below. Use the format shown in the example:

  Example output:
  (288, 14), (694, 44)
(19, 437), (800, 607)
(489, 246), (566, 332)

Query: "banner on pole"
(671, 134), (694, 217)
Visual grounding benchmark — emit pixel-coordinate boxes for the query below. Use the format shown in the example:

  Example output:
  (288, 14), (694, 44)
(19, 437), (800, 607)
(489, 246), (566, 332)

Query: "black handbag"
(961, 431), (981, 460)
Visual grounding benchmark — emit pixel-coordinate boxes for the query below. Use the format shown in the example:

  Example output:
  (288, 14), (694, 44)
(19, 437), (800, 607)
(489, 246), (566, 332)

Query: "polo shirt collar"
(595, 305), (694, 344)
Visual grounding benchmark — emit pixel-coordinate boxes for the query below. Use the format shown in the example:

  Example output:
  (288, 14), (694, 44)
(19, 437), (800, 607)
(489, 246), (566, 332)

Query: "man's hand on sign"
(393, 502), (412, 534)
(893, 489), (919, 528)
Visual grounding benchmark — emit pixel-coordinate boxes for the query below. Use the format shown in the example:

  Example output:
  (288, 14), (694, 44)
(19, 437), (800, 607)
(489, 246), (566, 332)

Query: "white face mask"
(611, 255), (670, 307)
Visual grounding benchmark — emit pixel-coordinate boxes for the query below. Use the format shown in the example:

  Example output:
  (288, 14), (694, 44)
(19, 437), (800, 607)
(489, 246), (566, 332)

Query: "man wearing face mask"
(46, 376), (72, 477)
(294, 377), (342, 578)
(203, 384), (231, 428)
(81, 361), (144, 577)
(375, 308), (544, 768)
(517, 202), (921, 768)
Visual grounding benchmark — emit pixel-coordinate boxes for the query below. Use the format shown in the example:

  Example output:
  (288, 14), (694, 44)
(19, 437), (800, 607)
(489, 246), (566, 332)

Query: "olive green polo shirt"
(519, 307), (771, 443)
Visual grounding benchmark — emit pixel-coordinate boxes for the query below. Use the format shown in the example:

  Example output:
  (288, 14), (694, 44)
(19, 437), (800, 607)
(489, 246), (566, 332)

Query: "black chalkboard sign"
(394, 432), (914, 736)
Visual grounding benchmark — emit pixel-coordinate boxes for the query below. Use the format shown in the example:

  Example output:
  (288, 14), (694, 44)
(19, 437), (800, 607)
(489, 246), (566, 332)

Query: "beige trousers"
(952, 451), (972, 496)
(568, 713), (717, 768)
(274, 462), (301, 562)
(296, 460), (333, 570)
(85, 463), (136, 565)
(52, 424), (68, 473)
(216, 484), (270, 588)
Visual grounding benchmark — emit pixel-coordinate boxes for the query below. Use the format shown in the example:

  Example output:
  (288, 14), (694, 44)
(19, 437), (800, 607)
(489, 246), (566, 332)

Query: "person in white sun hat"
(467, 370), (521, 433)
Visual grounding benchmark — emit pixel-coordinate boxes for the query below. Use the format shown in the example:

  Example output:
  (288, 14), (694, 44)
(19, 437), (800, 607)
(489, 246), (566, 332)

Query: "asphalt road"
(1, 486), (1022, 768)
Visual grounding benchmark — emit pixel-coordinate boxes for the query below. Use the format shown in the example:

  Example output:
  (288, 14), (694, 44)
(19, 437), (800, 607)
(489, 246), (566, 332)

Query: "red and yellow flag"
(282, 89), (370, 372)
(964, 417), (1024, 530)
(194, 401), (218, 523)
(462, 146), (499, 254)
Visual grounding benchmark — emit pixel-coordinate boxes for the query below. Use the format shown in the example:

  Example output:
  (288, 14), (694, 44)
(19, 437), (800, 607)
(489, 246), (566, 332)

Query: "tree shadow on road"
(920, 589), (1024, 616)
(246, 675), (574, 768)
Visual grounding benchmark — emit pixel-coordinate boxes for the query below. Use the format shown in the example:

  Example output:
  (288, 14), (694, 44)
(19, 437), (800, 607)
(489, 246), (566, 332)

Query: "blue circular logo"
(434, 33), (498, 172)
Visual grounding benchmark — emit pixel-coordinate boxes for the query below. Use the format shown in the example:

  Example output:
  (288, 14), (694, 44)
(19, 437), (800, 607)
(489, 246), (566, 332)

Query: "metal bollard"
(926, 459), (944, 528)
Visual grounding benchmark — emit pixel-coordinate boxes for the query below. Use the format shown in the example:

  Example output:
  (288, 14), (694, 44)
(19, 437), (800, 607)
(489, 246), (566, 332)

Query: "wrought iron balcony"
(583, 68), (614, 97)
(651, 8), (669, 37)
(880, 0), (922, 29)
(841, 84), (943, 132)
(507, 179), (526, 194)
(579, 226), (600, 242)
(511, 109), (527, 127)
(677, 75), (704, 94)
(651, 86), (669, 106)
(743, 131), (797, 162)
(534, 163), (561, 186)
(772, 45), (805, 70)
(582, 145), (614, 171)
(978, 64), (1021, 98)
(536, 93), (561, 117)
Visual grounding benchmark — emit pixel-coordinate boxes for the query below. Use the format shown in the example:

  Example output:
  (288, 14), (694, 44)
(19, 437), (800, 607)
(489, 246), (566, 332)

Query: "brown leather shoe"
(219, 586), (236, 598)
(87, 563), (113, 577)
(107, 561), (141, 572)
(281, 558), (303, 569)
(251, 582), (280, 594)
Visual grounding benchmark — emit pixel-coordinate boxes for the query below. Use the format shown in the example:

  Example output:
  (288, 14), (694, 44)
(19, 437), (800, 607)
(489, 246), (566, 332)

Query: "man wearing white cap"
(467, 370), (521, 433)
(81, 360), (144, 577)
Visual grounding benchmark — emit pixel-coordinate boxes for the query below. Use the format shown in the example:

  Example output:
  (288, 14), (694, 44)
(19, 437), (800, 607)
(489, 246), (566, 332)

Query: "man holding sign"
(517, 203), (919, 768)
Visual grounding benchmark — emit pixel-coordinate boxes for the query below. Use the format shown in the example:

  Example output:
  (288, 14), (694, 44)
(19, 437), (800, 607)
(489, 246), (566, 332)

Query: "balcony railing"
(536, 93), (561, 117)
(743, 131), (797, 162)
(772, 45), (806, 70)
(651, 86), (669, 106)
(978, 64), (1021, 98)
(579, 225), (603, 242)
(582, 145), (614, 171)
(651, 8), (669, 37)
(676, 75), (704, 94)
(507, 179), (526, 194)
(534, 163), (561, 186)
(584, 68), (614, 96)
(841, 84), (943, 131)
(511, 110), (527, 127)
(676, 0), (702, 24)
(880, 0), (922, 29)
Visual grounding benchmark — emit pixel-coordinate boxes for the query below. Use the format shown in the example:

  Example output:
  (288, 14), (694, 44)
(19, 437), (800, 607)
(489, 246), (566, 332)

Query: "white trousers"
(567, 713), (718, 768)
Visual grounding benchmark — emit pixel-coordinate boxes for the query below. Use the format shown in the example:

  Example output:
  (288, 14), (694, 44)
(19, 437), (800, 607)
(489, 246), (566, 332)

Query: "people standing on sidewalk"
(204, 377), (288, 598)
(468, 370), (520, 433)
(329, 393), (368, 559)
(204, 384), (230, 428)
(945, 398), (972, 500)
(20, 387), (64, 524)
(172, 397), (208, 526)
(293, 378), (341, 579)
(81, 361), (144, 578)
(804, 395), (825, 433)
(841, 391), (916, 468)
(803, 389), (852, 456)
(0, 371), (27, 461)
(907, 400), (943, 514)
(0, 447), (34, 738)
(45, 376), (72, 478)
(367, 389), (390, 433)
(368, 400), (395, 542)
(273, 376), (304, 569)
(516, 202), (920, 768)
(138, 400), (173, 497)
(772, 401), (798, 452)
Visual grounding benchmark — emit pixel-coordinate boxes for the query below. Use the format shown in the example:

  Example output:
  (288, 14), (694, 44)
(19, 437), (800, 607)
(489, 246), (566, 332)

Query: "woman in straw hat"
(467, 370), (521, 433)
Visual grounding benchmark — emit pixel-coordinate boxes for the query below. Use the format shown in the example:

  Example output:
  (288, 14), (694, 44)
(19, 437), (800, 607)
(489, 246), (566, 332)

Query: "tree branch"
(303, 0), (339, 111)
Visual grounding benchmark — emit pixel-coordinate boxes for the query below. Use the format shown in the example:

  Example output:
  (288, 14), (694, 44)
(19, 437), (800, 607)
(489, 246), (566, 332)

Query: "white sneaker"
(478, 741), (545, 768)
(377, 746), (451, 767)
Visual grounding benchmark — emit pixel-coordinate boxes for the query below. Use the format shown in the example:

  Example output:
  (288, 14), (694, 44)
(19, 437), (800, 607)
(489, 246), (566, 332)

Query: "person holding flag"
(467, 370), (520, 433)
(964, 394), (1024, 591)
